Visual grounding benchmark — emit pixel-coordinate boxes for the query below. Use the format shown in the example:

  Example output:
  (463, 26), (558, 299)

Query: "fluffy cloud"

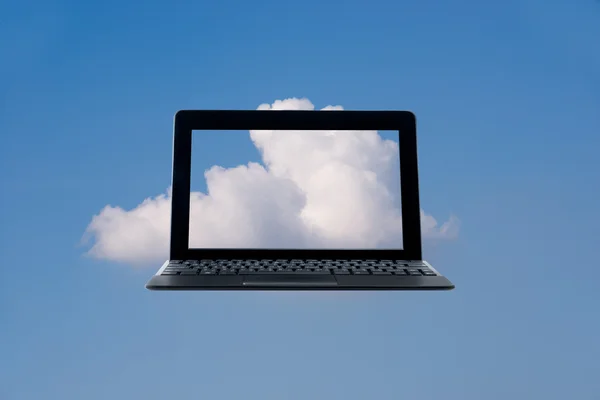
(83, 98), (459, 266)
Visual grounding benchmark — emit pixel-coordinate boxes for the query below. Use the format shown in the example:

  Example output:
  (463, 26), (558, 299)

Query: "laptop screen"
(189, 129), (403, 250)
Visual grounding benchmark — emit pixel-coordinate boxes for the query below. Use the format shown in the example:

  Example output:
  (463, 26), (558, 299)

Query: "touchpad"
(242, 275), (338, 287)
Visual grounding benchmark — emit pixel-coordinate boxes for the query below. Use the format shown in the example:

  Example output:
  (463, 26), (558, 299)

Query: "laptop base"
(146, 260), (455, 291)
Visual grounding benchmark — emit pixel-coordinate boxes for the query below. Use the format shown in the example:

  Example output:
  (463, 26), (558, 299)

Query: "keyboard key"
(353, 270), (370, 275)
(311, 269), (331, 275)
(219, 270), (237, 275)
(180, 270), (199, 275)
(334, 270), (351, 275)
(408, 262), (426, 268)
(161, 271), (179, 275)
(239, 270), (260, 275)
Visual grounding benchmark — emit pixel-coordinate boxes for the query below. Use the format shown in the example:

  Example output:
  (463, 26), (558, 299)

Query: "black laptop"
(146, 109), (454, 290)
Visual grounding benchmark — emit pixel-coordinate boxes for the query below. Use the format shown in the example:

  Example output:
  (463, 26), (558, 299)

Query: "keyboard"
(161, 260), (437, 276)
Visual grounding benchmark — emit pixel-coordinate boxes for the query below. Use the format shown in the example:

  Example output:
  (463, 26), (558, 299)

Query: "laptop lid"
(169, 110), (423, 261)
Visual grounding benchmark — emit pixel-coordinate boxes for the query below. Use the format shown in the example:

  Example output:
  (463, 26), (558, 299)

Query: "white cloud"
(83, 98), (459, 266)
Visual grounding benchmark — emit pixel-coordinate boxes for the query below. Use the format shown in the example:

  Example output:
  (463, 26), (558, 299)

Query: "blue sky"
(1, 0), (599, 398)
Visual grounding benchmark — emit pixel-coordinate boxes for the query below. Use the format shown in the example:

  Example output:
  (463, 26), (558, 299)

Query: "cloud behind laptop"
(83, 98), (460, 266)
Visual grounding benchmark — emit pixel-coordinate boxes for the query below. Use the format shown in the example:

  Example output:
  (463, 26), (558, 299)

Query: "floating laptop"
(146, 110), (455, 290)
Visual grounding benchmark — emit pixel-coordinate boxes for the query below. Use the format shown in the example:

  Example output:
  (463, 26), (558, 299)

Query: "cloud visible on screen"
(83, 98), (460, 266)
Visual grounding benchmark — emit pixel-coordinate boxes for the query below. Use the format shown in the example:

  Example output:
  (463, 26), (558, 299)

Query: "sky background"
(1, 0), (599, 399)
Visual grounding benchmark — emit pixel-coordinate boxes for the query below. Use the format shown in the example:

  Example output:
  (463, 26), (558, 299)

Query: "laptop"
(146, 109), (455, 290)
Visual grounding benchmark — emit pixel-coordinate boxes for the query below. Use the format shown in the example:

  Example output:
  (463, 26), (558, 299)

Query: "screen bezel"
(169, 110), (423, 261)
